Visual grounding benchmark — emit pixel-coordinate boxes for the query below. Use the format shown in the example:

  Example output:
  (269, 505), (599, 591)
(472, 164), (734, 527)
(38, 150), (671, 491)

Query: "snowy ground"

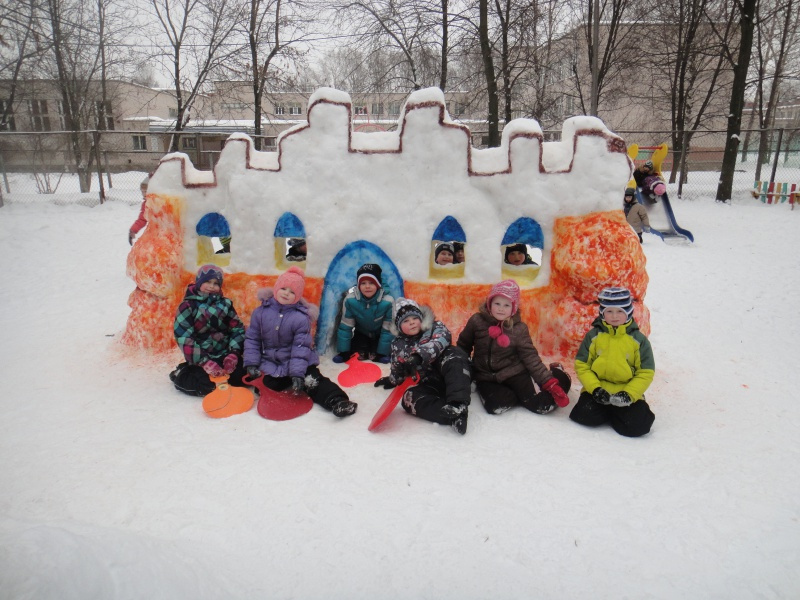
(1, 192), (799, 599)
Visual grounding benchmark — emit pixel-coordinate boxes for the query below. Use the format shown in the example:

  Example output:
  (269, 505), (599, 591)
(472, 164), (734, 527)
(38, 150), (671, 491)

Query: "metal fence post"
(103, 150), (113, 188)
(93, 130), (106, 204)
(769, 128), (783, 186)
(0, 154), (9, 195)
(677, 130), (689, 199)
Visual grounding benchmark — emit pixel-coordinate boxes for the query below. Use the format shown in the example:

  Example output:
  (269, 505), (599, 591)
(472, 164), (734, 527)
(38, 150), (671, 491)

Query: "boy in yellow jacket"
(571, 287), (655, 437)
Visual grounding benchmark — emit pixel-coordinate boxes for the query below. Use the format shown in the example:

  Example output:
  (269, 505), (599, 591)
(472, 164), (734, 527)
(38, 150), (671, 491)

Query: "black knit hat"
(598, 287), (633, 319)
(624, 187), (635, 197)
(196, 264), (223, 288)
(394, 298), (424, 331)
(435, 242), (455, 261)
(504, 243), (528, 261)
(357, 263), (382, 288)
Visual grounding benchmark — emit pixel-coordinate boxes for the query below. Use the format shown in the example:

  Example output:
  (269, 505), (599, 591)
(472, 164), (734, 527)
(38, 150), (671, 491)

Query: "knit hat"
(394, 297), (424, 331)
(487, 279), (520, 316)
(598, 287), (633, 320)
(624, 187), (635, 198)
(357, 263), (382, 288)
(504, 243), (528, 262)
(274, 266), (306, 301)
(196, 264), (223, 288)
(435, 242), (455, 262)
(642, 160), (654, 170)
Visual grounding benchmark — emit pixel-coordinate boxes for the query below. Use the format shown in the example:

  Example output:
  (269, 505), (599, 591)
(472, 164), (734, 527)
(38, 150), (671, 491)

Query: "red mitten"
(203, 361), (225, 377)
(542, 378), (569, 407)
(222, 353), (238, 374)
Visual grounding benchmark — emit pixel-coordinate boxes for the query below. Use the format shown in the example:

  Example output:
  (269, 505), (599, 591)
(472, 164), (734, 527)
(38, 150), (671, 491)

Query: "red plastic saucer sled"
(243, 375), (314, 421)
(368, 376), (416, 432)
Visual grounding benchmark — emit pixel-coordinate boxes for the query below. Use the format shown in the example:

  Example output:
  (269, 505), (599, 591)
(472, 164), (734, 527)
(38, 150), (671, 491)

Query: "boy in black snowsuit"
(375, 298), (472, 434)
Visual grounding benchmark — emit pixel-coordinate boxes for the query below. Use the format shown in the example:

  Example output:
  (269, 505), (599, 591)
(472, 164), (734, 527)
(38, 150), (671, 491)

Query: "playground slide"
(627, 143), (694, 243)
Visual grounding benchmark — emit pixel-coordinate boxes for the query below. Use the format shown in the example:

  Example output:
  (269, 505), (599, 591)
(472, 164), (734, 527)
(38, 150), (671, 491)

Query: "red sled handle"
(368, 376), (417, 432)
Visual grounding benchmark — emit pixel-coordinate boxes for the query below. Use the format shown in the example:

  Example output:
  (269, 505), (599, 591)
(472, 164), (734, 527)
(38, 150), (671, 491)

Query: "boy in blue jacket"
(333, 263), (394, 364)
(570, 287), (655, 437)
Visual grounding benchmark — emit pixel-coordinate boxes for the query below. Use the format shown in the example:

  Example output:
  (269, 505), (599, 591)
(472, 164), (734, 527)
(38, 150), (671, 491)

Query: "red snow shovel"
(243, 375), (314, 421)
(368, 376), (417, 432)
(202, 375), (255, 418)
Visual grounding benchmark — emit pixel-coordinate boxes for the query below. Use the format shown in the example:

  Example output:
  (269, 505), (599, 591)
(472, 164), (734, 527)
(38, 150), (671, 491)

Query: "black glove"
(128, 230), (135, 245)
(592, 387), (611, 405)
(404, 354), (423, 376)
(291, 377), (305, 392)
(374, 376), (396, 389)
(609, 391), (633, 407)
(246, 366), (261, 379)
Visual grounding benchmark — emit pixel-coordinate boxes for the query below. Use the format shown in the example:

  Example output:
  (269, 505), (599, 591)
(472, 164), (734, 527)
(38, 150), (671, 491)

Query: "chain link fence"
(1, 128), (798, 207)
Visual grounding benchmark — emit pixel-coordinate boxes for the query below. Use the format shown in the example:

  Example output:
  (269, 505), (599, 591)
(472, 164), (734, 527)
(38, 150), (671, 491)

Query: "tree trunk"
(479, 0), (500, 147)
(716, 0), (757, 203)
(439, 0), (448, 91)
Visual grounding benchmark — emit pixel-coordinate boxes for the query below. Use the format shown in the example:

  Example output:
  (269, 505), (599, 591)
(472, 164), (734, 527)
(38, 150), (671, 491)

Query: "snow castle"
(123, 87), (649, 361)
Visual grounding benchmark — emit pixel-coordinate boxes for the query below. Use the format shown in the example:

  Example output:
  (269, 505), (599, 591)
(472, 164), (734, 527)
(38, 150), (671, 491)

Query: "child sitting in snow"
(374, 298), (472, 434)
(244, 266), (357, 418)
(624, 187), (651, 243)
(333, 263), (394, 364)
(170, 264), (247, 397)
(633, 160), (666, 200)
(570, 287), (655, 437)
(458, 279), (571, 415)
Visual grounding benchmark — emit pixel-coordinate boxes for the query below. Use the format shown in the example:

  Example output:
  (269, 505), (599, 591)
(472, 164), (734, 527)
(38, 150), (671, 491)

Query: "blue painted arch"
(432, 216), (467, 242)
(316, 240), (404, 354)
(501, 217), (544, 248)
(274, 212), (306, 238)
(196, 212), (230, 237)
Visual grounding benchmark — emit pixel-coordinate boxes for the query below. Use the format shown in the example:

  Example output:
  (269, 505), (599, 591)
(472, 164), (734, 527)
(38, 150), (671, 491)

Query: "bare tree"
(149, 0), (244, 150)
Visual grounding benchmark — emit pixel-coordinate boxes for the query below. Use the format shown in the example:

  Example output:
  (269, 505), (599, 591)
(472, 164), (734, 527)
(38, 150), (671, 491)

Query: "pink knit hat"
(487, 279), (520, 316)
(274, 266), (306, 302)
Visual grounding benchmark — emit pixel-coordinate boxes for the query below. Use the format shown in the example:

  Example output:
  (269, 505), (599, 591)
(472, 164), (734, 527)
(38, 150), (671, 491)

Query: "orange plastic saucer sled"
(368, 376), (417, 432)
(202, 375), (255, 418)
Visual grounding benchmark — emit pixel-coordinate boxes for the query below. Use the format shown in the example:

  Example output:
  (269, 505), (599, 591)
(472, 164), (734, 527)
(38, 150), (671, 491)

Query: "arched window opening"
(501, 217), (543, 284)
(196, 212), (231, 267)
(430, 216), (466, 279)
(274, 212), (307, 270)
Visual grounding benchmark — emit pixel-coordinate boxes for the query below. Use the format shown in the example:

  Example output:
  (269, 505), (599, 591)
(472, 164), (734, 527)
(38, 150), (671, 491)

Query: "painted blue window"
(432, 216), (466, 243)
(274, 212), (306, 238)
(196, 212), (231, 253)
(501, 217), (543, 248)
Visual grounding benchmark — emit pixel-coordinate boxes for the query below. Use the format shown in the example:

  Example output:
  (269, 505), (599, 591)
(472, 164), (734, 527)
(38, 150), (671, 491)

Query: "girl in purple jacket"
(243, 266), (356, 417)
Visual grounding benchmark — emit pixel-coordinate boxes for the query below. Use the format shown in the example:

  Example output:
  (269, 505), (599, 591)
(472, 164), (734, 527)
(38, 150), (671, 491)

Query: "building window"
(388, 103), (401, 116)
(0, 100), (15, 131)
(168, 108), (178, 119)
(28, 100), (51, 131)
(371, 103), (383, 115)
(275, 104), (286, 115)
(450, 101), (466, 116)
(354, 105), (367, 116)
(181, 136), (196, 150)
(132, 135), (147, 151)
(288, 103), (302, 115)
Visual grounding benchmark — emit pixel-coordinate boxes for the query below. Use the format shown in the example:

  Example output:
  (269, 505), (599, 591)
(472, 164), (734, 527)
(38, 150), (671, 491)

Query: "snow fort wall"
(123, 86), (649, 361)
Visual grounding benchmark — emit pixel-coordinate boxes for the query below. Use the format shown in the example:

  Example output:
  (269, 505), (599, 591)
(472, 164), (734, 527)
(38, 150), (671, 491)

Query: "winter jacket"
(457, 304), (552, 386)
(625, 201), (650, 234)
(387, 305), (452, 386)
(336, 286), (395, 356)
(574, 316), (655, 401)
(130, 200), (147, 235)
(173, 283), (245, 367)
(243, 289), (320, 378)
(633, 170), (665, 196)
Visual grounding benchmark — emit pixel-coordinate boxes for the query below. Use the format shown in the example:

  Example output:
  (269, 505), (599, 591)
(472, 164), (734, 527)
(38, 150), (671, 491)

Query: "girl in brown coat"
(457, 280), (571, 415)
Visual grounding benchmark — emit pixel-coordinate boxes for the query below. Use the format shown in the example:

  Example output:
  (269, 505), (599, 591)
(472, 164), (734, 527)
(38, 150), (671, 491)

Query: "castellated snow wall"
(123, 86), (649, 362)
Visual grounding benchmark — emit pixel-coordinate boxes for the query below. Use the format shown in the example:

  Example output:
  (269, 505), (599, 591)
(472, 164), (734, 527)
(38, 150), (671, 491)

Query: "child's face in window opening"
(455, 249), (465, 263)
(400, 316), (422, 336)
(506, 250), (526, 265)
(275, 287), (297, 305)
(489, 297), (514, 322)
(199, 278), (221, 295)
(359, 279), (378, 299)
(436, 250), (454, 265)
(603, 306), (629, 327)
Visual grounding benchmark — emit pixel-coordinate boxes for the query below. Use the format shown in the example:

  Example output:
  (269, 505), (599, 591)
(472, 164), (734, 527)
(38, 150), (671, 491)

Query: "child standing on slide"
(333, 263), (394, 364)
(244, 266), (357, 418)
(457, 279), (571, 415)
(170, 264), (247, 397)
(374, 298), (472, 434)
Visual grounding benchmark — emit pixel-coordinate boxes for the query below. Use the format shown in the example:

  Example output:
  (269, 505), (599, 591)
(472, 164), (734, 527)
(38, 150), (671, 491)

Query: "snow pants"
(477, 366), (571, 415)
(350, 329), (381, 358)
(569, 391), (655, 437)
(258, 365), (348, 412)
(401, 346), (472, 426)
(169, 356), (246, 397)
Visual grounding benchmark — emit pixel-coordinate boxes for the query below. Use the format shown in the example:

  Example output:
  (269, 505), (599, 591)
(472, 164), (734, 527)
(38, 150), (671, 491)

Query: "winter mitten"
(542, 377), (569, 408)
(373, 354), (391, 364)
(374, 376), (396, 389)
(332, 351), (351, 364)
(331, 399), (357, 417)
(246, 365), (262, 379)
(404, 354), (423, 376)
(128, 230), (135, 245)
(609, 391), (633, 407)
(291, 377), (305, 392)
(202, 360), (225, 377)
(592, 387), (611, 405)
(222, 353), (238, 374)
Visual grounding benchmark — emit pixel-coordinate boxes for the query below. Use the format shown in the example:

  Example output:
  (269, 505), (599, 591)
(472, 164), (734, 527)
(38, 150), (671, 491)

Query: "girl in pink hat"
(457, 279), (571, 415)
(243, 267), (356, 417)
